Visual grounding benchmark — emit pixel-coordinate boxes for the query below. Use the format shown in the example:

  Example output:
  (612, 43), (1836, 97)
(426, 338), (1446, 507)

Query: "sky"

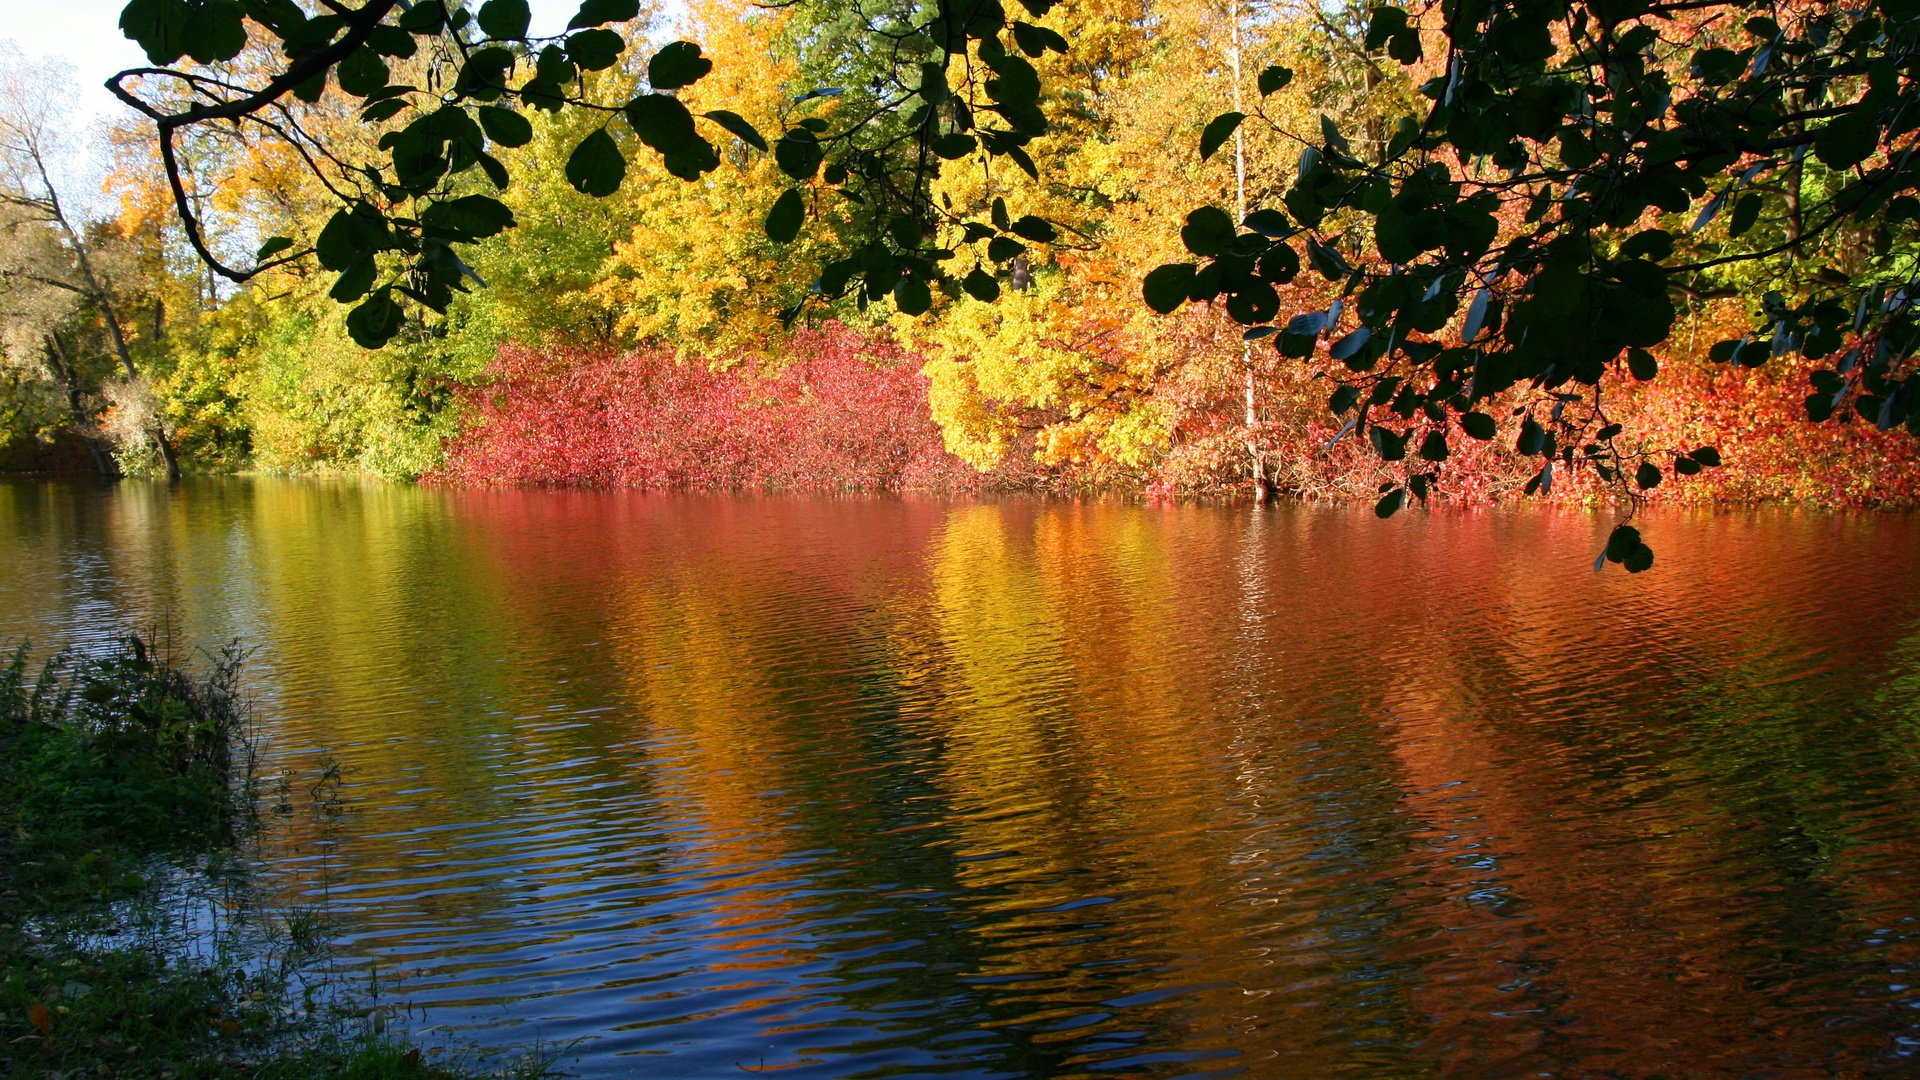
(1, 0), (606, 215)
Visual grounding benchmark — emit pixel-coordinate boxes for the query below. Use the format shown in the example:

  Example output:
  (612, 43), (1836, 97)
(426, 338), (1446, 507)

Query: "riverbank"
(0, 636), (552, 1080)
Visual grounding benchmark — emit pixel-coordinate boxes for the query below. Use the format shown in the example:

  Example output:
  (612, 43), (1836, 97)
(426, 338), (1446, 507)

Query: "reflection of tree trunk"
(45, 332), (118, 480)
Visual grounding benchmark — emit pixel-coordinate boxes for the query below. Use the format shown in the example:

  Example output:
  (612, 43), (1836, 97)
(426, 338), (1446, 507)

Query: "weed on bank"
(0, 636), (551, 1079)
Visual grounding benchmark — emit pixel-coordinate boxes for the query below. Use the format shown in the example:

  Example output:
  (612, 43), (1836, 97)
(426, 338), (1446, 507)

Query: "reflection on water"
(3, 478), (1920, 1076)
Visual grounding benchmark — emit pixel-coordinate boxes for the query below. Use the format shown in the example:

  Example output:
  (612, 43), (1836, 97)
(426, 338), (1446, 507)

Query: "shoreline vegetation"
(0, 635), (554, 1080)
(8, 320), (1920, 511)
(5, 0), (1920, 513)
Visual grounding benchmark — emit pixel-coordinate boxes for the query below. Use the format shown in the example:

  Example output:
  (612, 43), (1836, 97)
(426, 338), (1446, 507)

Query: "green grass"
(0, 635), (557, 1080)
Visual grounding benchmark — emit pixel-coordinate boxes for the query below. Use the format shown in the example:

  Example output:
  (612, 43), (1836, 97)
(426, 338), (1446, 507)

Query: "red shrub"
(434, 325), (1017, 492)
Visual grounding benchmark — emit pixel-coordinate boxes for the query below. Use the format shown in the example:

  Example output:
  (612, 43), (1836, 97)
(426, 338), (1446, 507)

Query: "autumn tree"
(103, 0), (1920, 561)
(3, 50), (183, 479)
(1146, 0), (1920, 566)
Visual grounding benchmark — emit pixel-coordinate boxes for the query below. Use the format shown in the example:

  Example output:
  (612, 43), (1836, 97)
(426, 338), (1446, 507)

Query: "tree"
(0, 204), (122, 479)
(106, 0), (1071, 349)
(106, 0), (1920, 565)
(1149, 0), (1920, 568)
(3, 50), (182, 479)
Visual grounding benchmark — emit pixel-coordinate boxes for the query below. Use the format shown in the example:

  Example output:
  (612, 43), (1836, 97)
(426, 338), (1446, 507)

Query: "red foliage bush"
(435, 324), (1021, 492)
(439, 316), (1920, 509)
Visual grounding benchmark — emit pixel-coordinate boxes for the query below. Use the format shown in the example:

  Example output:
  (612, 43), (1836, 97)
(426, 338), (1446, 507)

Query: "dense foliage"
(436, 324), (1019, 490)
(2, 0), (1918, 555)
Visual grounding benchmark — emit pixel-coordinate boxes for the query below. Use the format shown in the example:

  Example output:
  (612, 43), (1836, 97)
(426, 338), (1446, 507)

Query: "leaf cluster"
(1148, 0), (1920, 566)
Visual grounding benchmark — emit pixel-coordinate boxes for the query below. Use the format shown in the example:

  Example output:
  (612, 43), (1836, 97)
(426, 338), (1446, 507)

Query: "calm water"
(3, 478), (1920, 1077)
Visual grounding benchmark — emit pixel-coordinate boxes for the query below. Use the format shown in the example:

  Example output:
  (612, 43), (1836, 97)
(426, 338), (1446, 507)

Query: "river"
(2, 478), (1918, 1076)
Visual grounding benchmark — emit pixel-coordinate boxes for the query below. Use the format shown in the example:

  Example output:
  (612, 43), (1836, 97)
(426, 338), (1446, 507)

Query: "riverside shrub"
(436, 325), (1021, 492)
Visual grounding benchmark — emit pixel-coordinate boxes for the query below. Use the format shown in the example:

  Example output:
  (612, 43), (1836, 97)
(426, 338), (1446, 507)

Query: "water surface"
(3, 478), (1918, 1077)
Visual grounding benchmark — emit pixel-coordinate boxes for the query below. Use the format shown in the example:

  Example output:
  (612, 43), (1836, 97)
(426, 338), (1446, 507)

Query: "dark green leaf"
(1369, 425), (1409, 461)
(120, 0), (192, 64)
(362, 99), (408, 123)
(625, 93), (699, 154)
(1605, 525), (1641, 562)
(1516, 417), (1546, 455)
(569, 0), (639, 29)
(774, 129), (823, 179)
(765, 188), (804, 244)
(1814, 113), (1877, 171)
(478, 106), (533, 147)
(477, 0), (531, 39)
(649, 41), (712, 90)
(1181, 206), (1235, 257)
(1375, 488), (1406, 518)
(1689, 446), (1722, 467)
(1200, 112), (1245, 162)
(398, 1), (448, 31)
(894, 275), (933, 316)
(1461, 411), (1496, 440)
(329, 257), (377, 303)
(1365, 5), (1408, 50)
(1728, 192), (1763, 237)
(1003, 144), (1039, 179)
(184, 0), (247, 63)
(1623, 543), (1655, 573)
(345, 289), (403, 349)
(1009, 215), (1056, 242)
(1635, 461), (1662, 489)
(314, 206), (385, 271)
(367, 25), (416, 58)
(1257, 65), (1292, 96)
(963, 267), (1001, 301)
(337, 47), (389, 97)
(433, 194), (515, 238)
(1243, 209), (1290, 237)
(255, 236), (294, 261)
(567, 28), (624, 70)
(704, 110), (767, 151)
(1306, 237), (1348, 279)
(565, 128), (626, 196)
(1142, 264), (1197, 314)
(932, 132), (976, 159)
(1011, 22), (1068, 55)
(1329, 327), (1370, 361)
(477, 151), (509, 188)
(1626, 348), (1658, 380)
(1225, 282), (1279, 324)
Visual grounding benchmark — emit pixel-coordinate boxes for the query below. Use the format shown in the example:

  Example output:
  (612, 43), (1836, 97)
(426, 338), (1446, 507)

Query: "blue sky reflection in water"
(2, 479), (1919, 1076)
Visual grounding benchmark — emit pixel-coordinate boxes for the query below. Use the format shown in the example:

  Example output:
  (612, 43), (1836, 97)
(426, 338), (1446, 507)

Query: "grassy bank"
(0, 636), (549, 1079)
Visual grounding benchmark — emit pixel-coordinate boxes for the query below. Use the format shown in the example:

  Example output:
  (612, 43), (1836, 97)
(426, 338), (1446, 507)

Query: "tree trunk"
(30, 147), (181, 482)
(45, 332), (118, 480)
(1229, 3), (1268, 503)
(92, 288), (181, 481)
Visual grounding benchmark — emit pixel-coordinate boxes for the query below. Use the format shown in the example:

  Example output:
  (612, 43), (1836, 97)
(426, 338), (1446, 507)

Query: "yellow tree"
(593, 0), (853, 359)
